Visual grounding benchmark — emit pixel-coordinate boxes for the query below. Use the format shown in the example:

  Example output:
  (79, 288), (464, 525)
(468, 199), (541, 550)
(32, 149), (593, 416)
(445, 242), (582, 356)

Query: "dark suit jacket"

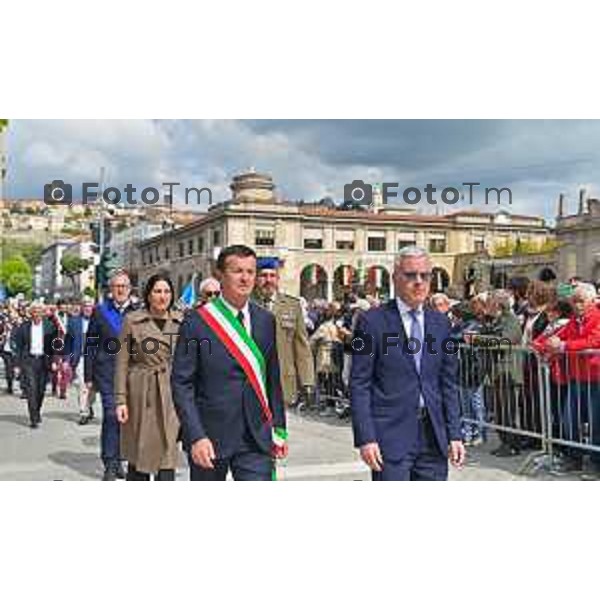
(84, 299), (138, 400)
(350, 299), (461, 461)
(171, 301), (286, 458)
(14, 318), (58, 367)
(66, 315), (91, 369)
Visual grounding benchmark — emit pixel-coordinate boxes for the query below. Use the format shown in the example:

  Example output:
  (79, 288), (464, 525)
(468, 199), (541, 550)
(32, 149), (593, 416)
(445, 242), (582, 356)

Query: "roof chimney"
(558, 193), (564, 218)
(578, 188), (586, 214)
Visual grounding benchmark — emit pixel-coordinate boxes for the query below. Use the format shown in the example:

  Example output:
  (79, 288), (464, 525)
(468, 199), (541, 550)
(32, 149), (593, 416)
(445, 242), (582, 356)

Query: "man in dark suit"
(67, 299), (96, 425)
(84, 271), (138, 481)
(14, 302), (59, 428)
(350, 246), (465, 481)
(171, 245), (287, 481)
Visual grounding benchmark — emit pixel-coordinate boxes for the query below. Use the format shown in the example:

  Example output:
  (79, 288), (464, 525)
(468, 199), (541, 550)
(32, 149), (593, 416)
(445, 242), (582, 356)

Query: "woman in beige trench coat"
(115, 273), (183, 481)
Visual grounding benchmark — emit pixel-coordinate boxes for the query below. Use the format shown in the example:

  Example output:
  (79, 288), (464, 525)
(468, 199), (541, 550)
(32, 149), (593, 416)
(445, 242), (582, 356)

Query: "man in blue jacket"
(67, 298), (96, 425)
(171, 245), (287, 481)
(84, 271), (138, 481)
(350, 246), (465, 481)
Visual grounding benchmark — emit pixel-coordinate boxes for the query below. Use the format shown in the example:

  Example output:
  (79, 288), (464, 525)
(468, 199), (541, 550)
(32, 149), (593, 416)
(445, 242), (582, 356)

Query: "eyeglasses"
(204, 291), (220, 298)
(401, 271), (432, 283)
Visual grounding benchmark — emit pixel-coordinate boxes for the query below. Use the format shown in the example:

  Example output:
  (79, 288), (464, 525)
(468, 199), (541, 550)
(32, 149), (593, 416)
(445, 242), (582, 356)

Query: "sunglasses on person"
(204, 290), (220, 298)
(401, 271), (432, 282)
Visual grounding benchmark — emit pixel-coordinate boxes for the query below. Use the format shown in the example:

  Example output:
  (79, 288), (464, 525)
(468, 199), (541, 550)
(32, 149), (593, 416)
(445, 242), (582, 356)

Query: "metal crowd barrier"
(459, 341), (600, 474)
(300, 335), (600, 473)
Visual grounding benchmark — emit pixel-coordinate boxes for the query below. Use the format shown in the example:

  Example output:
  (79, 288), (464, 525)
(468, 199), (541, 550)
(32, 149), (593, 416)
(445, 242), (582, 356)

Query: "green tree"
(82, 286), (96, 299)
(0, 255), (33, 297)
(61, 255), (91, 293)
(0, 240), (45, 270)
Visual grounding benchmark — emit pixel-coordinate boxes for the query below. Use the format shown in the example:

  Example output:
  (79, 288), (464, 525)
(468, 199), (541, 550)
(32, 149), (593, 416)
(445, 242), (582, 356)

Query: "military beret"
(257, 257), (281, 271)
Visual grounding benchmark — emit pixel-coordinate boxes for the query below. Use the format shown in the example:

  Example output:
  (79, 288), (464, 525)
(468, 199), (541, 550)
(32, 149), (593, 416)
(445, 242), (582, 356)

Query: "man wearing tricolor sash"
(171, 245), (288, 481)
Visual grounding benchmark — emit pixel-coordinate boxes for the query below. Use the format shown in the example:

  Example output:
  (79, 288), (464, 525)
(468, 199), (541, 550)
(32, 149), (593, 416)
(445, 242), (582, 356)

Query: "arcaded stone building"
(134, 171), (552, 301)
(556, 191), (600, 282)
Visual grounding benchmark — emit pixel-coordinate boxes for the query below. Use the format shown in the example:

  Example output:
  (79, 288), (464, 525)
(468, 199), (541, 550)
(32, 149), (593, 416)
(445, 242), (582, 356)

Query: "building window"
(303, 227), (324, 250)
(474, 239), (485, 253)
(304, 238), (323, 249)
(429, 238), (447, 253)
(368, 237), (386, 252)
(165, 246), (170, 260)
(255, 228), (275, 246)
(178, 242), (184, 258)
(397, 240), (414, 251)
(155, 247), (160, 262)
(198, 237), (204, 253)
(336, 240), (354, 250)
(213, 230), (221, 247)
(188, 239), (194, 255)
(335, 230), (354, 250)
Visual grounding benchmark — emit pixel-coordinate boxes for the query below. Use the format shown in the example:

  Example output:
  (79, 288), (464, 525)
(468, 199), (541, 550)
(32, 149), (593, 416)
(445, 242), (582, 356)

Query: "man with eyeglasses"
(350, 246), (465, 480)
(84, 271), (139, 480)
(198, 277), (221, 306)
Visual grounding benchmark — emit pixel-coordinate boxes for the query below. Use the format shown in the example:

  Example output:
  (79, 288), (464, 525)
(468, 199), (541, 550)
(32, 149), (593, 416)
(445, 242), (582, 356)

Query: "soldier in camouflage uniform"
(255, 257), (315, 407)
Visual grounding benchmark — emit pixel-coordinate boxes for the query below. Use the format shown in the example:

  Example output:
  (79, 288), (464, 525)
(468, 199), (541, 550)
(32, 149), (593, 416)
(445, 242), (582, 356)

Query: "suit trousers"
(372, 415), (449, 481)
(100, 391), (121, 470)
(189, 433), (273, 481)
(22, 356), (47, 425)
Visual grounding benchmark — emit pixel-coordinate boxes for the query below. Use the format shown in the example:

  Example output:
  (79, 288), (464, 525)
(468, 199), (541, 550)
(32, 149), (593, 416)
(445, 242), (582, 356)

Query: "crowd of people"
(2, 251), (600, 479)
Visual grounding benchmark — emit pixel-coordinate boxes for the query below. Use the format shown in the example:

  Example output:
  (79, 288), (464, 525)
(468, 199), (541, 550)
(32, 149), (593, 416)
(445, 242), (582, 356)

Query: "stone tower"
(230, 169), (276, 204)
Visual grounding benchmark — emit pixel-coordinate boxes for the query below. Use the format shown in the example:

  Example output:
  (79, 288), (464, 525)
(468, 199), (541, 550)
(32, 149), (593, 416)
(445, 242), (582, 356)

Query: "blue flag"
(179, 277), (197, 307)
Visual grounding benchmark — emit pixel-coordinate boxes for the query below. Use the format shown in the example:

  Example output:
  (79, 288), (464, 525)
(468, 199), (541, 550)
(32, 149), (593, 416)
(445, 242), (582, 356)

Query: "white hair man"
(350, 246), (465, 480)
(430, 292), (451, 314)
(198, 277), (221, 306)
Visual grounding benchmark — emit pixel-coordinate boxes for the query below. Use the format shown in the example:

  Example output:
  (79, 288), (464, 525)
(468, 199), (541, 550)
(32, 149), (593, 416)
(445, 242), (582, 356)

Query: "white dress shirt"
(221, 296), (252, 336)
(30, 321), (45, 356)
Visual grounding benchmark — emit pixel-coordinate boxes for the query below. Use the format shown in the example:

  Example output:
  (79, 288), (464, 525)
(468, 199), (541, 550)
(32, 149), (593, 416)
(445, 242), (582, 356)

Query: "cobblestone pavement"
(0, 386), (589, 481)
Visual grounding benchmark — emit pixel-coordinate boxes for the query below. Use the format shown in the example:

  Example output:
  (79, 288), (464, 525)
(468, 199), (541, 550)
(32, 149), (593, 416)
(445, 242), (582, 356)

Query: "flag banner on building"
(307, 264), (318, 285)
(179, 275), (197, 307)
(343, 265), (353, 286)
(375, 267), (382, 289)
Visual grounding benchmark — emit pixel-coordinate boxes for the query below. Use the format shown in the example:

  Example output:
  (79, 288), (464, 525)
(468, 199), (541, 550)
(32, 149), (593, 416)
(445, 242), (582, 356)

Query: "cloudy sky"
(4, 119), (600, 222)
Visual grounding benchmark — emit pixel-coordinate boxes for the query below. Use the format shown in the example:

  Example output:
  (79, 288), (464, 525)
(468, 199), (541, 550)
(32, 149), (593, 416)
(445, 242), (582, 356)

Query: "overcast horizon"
(4, 119), (600, 224)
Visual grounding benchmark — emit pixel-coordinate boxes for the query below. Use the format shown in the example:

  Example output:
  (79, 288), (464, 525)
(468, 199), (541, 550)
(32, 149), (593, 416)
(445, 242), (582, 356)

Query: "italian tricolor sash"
(197, 299), (287, 453)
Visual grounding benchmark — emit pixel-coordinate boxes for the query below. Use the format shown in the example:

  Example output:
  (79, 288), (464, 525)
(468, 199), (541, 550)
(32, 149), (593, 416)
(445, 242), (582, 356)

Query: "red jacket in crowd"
(554, 305), (600, 382)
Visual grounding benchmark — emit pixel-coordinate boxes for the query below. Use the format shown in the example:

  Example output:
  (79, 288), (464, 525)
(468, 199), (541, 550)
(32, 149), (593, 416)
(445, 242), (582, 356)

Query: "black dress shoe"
(115, 464), (126, 479)
(29, 422), (38, 429)
(102, 469), (117, 481)
(78, 415), (89, 426)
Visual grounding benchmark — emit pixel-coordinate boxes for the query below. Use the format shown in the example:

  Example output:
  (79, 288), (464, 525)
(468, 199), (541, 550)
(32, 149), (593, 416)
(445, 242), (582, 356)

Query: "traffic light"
(96, 250), (119, 293)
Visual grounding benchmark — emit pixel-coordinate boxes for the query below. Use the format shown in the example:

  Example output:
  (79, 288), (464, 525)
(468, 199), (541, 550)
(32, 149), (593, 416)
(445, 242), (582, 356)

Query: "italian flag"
(342, 265), (353, 286)
(307, 264), (318, 285)
(197, 298), (287, 451)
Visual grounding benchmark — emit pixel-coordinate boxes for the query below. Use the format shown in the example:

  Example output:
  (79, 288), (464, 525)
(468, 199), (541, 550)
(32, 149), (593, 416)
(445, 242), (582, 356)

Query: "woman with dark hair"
(114, 272), (183, 480)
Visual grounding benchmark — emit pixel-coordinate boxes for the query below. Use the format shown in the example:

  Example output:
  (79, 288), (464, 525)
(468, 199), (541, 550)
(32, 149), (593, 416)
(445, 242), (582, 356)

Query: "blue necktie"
(409, 309), (423, 373)
(409, 309), (425, 409)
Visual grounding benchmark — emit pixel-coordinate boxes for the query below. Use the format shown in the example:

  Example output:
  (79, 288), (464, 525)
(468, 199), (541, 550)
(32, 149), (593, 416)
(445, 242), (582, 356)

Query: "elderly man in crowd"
(430, 293), (451, 314)
(543, 282), (600, 474)
(198, 277), (221, 306)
